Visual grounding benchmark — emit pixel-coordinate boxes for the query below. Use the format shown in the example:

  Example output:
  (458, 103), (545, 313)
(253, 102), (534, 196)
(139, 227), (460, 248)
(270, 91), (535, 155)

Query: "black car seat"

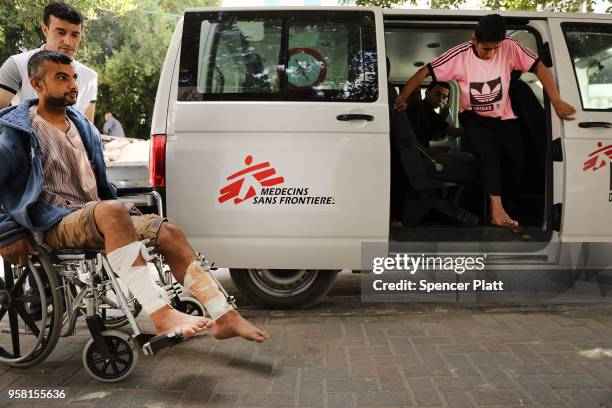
(388, 82), (479, 226)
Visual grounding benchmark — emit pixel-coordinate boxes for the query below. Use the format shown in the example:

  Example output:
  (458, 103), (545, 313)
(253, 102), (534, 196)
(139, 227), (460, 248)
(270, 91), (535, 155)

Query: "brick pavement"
(0, 304), (611, 408)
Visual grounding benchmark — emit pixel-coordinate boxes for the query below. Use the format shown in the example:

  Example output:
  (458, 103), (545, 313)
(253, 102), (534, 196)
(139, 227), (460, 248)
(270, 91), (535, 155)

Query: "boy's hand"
(394, 96), (407, 111)
(552, 99), (576, 121)
(0, 238), (38, 266)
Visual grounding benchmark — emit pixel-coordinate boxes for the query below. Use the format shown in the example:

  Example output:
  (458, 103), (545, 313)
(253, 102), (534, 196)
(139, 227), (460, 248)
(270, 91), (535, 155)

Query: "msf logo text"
(218, 155), (285, 205)
(583, 142), (612, 203)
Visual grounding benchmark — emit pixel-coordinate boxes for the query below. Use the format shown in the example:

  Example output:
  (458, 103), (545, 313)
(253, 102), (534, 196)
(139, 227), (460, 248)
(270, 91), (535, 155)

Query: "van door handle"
(578, 122), (612, 128)
(336, 114), (374, 122)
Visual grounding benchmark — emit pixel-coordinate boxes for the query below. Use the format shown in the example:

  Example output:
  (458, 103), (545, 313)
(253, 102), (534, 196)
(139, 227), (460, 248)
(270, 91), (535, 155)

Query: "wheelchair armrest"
(116, 187), (164, 218)
(116, 186), (155, 197)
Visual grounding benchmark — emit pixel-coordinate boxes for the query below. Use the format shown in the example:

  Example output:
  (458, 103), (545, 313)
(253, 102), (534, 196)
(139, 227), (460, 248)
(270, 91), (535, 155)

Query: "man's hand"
(552, 99), (576, 121)
(0, 239), (38, 266)
(439, 104), (451, 120)
(394, 96), (408, 111)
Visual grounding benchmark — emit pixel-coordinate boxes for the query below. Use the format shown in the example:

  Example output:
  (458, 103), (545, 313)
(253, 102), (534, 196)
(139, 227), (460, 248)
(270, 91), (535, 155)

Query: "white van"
(150, 7), (612, 308)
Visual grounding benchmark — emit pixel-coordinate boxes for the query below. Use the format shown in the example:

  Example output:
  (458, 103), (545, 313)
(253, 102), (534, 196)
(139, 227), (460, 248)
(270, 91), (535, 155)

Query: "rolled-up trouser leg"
(183, 261), (233, 320)
(107, 241), (170, 315)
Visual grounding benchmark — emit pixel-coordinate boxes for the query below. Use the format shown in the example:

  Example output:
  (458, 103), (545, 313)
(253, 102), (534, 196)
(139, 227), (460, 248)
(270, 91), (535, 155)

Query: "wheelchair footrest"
(139, 330), (185, 356)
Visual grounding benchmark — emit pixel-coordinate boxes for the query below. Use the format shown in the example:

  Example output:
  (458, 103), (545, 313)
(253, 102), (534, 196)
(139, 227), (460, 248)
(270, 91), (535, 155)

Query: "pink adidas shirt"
(428, 38), (539, 120)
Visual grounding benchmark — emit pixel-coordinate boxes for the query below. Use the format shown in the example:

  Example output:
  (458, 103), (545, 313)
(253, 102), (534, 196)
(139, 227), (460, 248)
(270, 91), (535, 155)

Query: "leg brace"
(183, 254), (234, 320)
(107, 241), (170, 315)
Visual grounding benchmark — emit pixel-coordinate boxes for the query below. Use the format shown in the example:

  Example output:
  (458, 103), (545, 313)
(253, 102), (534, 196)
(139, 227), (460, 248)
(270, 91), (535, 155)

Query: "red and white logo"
(583, 142), (612, 172)
(218, 155), (285, 205)
(583, 142), (612, 203)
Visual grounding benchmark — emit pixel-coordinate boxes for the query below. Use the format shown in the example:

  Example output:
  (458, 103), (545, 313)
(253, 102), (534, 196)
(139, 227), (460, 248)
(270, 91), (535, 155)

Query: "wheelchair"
(0, 188), (231, 382)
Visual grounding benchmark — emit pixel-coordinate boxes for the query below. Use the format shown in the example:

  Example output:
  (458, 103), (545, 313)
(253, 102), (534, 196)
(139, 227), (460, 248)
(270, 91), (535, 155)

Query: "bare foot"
(489, 195), (518, 230)
(150, 305), (213, 337)
(491, 207), (518, 229)
(213, 310), (269, 342)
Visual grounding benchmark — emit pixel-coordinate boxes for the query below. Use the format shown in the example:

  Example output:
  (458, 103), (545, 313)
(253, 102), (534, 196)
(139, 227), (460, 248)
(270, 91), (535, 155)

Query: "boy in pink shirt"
(394, 14), (575, 230)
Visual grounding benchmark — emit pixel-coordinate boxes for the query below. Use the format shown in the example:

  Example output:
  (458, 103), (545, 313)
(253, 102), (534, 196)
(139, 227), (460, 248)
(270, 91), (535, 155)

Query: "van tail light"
(150, 134), (167, 188)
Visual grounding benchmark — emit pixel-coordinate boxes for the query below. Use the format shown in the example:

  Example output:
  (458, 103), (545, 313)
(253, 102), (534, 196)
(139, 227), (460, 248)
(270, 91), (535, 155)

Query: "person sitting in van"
(0, 51), (269, 343)
(406, 81), (464, 151)
(394, 14), (575, 231)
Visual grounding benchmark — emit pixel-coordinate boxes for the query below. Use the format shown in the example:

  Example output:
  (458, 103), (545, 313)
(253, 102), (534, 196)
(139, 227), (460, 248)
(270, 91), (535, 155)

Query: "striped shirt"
(28, 106), (99, 210)
(427, 37), (539, 120)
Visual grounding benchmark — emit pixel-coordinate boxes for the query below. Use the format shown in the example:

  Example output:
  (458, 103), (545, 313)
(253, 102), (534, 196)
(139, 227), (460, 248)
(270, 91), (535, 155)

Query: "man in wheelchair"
(0, 50), (268, 343)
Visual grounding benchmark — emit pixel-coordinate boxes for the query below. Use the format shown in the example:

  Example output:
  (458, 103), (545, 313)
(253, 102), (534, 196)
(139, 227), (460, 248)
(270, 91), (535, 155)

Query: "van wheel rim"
(247, 269), (318, 297)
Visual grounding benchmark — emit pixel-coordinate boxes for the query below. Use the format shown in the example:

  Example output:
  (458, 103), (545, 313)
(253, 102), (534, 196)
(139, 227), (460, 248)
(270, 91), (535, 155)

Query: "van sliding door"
(171, 8), (389, 269)
(548, 19), (612, 243)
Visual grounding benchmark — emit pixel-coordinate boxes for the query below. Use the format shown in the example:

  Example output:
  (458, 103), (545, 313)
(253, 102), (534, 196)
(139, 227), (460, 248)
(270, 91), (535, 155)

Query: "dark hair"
(426, 81), (450, 92)
(43, 2), (82, 26)
(474, 14), (506, 43)
(27, 50), (73, 79)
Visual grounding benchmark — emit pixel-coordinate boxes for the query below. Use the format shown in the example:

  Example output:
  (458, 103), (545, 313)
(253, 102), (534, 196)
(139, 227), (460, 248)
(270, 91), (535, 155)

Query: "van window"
(286, 14), (378, 101)
(562, 23), (612, 111)
(179, 11), (378, 102)
(203, 20), (282, 95)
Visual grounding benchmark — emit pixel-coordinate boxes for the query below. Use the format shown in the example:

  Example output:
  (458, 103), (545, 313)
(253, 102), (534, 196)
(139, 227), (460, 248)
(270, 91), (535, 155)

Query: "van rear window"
(179, 11), (378, 102)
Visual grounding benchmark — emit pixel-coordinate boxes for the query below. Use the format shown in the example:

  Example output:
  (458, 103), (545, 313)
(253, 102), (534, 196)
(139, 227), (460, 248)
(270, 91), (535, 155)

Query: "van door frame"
(383, 15), (562, 266)
(548, 18), (612, 244)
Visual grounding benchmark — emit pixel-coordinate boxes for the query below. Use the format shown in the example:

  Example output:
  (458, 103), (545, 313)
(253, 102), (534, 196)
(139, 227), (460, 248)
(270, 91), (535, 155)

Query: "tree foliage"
(84, 0), (219, 137)
(0, 0), (219, 138)
(0, 0), (134, 66)
(344, 0), (604, 12)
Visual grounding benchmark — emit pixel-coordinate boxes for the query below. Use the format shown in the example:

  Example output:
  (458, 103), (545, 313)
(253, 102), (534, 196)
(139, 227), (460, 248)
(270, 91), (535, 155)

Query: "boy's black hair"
(43, 2), (83, 26)
(426, 81), (450, 92)
(474, 14), (506, 43)
(28, 50), (73, 79)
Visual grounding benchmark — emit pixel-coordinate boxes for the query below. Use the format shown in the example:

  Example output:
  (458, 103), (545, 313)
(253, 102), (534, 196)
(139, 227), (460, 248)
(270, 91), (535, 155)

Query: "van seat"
(388, 81), (478, 226)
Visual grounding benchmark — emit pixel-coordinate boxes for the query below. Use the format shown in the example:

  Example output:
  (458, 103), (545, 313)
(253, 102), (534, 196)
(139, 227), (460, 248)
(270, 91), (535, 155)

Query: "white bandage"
(107, 241), (169, 315)
(183, 261), (233, 320)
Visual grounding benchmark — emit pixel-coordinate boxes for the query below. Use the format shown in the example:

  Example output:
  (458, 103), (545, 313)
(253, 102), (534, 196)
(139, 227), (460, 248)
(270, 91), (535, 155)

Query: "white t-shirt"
(0, 46), (98, 115)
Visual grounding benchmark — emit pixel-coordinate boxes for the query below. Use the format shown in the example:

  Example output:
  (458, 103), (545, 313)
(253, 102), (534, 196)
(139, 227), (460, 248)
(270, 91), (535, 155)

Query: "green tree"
(343, 0), (602, 12)
(0, 0), (134, 64)
(0, 0), (219, 138)
(85, 0), (219, 138)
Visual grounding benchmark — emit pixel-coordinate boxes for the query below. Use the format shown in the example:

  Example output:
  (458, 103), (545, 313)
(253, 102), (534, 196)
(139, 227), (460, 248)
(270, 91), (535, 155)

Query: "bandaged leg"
(183, 259), (233, 320)
(107, 241), (170, 315)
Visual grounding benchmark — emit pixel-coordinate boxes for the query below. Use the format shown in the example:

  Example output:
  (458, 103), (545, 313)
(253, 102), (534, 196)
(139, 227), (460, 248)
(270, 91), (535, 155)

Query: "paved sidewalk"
(0, 301), (611, 408)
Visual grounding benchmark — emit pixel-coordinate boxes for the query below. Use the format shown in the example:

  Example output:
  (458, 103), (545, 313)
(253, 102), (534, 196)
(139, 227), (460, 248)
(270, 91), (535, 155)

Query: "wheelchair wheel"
(82, 330), (137, 382)
(0, 250), (63, 367)
(178, 296), (206, 317)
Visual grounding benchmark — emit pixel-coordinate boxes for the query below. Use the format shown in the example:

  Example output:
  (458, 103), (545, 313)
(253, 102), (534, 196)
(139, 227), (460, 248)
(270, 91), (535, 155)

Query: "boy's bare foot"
(213, 310), (269, 342)
(491, 208), (518, 229)
(490, 195), (519, 230)
(150, 305), (213, 337)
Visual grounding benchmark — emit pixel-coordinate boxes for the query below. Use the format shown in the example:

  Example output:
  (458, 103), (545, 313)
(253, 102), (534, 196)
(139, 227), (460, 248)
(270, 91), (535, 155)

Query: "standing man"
(103, 112), (125, 137)
(394, 14), (575, 230)
(0, 2), (97, 122)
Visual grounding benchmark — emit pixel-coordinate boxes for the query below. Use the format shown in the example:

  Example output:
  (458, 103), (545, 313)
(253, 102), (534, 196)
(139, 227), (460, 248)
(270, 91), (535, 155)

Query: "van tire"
(229, 269), (338, 309)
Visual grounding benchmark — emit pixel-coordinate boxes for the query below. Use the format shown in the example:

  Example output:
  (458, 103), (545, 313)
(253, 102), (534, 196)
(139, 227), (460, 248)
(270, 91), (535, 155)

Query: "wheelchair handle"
(116, 188), (164, 218)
